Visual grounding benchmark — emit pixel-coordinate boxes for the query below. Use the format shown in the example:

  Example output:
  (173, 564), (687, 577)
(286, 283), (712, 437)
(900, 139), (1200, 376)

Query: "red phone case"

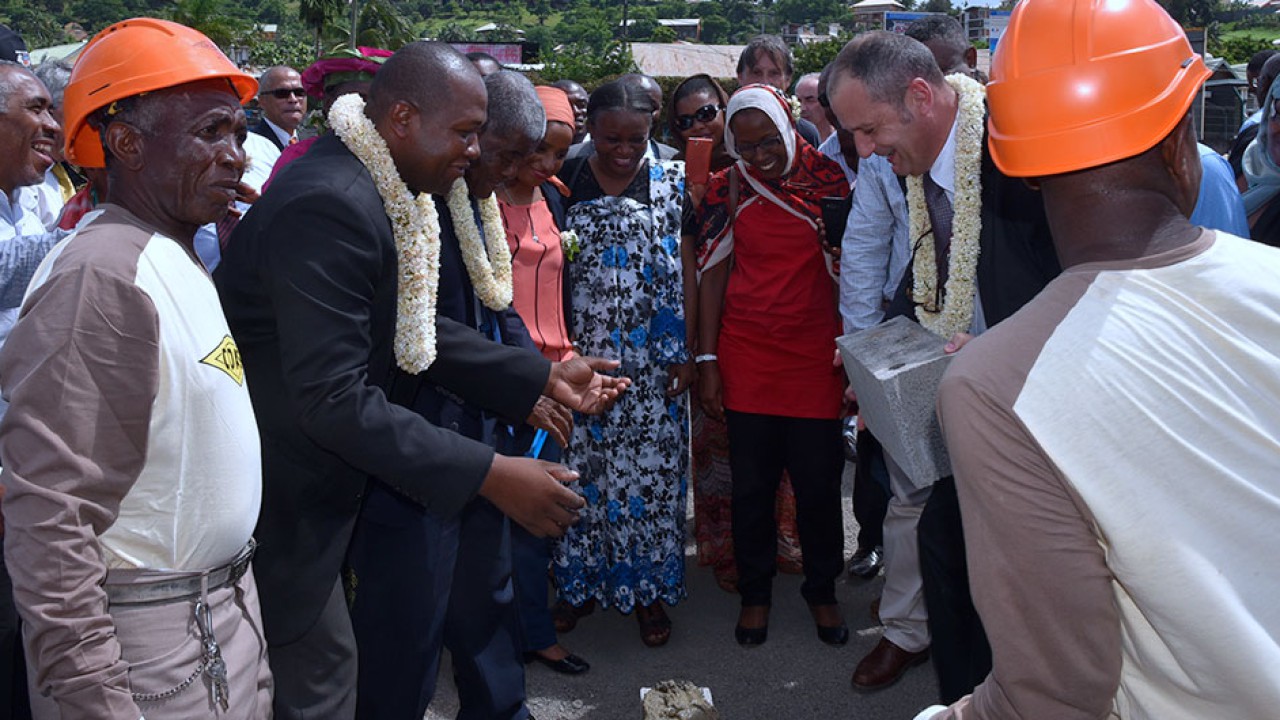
(686, 137), (712, 186)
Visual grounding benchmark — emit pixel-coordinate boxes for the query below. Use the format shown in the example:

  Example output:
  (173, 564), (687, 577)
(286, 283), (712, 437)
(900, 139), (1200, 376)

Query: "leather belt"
(105, 539), (256, 607)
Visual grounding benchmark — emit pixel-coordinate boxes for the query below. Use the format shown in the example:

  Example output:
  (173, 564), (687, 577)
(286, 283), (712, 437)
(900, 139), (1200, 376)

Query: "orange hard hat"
(986, 0), (1210, 178)
(63, 18), (257, 168)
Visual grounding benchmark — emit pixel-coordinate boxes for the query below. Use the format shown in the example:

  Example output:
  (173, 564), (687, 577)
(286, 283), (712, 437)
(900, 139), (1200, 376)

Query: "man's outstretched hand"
(479, 455), (586, 538)
(546, 356), (631, 415)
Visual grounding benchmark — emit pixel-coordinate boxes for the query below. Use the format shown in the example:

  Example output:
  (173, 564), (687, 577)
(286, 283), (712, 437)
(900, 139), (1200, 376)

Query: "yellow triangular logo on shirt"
(201, 335), (244, 386)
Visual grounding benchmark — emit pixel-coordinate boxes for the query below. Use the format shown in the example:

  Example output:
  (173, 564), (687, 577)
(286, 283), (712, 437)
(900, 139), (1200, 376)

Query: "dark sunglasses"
(675, 103), (722, 131)
(266, 87), (307, 100)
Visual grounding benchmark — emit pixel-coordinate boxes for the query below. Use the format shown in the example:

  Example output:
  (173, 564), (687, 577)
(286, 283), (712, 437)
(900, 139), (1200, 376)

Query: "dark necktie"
(922, 172), (954, 289)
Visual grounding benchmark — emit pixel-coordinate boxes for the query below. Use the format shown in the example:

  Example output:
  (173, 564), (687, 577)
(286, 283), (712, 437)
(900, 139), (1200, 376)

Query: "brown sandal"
(636, 603), (672, 647)
(551, 598), (595, 634)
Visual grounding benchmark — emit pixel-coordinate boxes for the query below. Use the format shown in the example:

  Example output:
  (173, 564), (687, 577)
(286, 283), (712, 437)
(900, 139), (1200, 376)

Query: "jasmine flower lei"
(329, 93), (442, 373)
(445, 179), (514, 310)
(906, 73), (985, 339)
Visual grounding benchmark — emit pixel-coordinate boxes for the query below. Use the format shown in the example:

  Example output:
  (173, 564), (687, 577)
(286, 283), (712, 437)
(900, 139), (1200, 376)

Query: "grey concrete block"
(837, 316), (952, 488)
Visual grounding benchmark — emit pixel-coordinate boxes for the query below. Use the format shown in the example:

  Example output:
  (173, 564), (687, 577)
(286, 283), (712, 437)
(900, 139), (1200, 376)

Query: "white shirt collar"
(262, 117), (296, 146)
(928, 111), (960, 204)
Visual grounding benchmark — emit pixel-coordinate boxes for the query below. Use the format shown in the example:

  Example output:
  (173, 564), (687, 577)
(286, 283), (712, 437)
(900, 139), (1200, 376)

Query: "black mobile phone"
(820, 195), (853, 248)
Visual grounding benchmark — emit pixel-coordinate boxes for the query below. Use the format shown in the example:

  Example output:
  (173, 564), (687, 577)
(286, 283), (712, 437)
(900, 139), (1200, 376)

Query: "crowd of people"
(0, 0), (1277, 718)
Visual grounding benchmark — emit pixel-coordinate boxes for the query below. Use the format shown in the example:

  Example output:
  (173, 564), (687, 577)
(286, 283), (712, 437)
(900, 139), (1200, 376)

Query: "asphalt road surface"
(426, 463), (941, 719)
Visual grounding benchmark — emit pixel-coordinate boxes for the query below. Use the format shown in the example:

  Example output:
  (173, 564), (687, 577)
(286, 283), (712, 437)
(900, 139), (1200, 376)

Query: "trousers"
(725, 410), (844, 607)
(28, 569), (273, 720)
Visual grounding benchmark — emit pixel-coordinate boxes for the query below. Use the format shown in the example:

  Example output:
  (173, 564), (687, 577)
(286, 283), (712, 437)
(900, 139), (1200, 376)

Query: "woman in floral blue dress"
(553, 79), (692, 647)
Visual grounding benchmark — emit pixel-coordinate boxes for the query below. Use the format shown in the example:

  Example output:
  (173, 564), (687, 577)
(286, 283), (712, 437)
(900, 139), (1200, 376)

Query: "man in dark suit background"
(216, 42), (627, 719)
(251, 65), (304, 150)
(345, 69), (552, 720)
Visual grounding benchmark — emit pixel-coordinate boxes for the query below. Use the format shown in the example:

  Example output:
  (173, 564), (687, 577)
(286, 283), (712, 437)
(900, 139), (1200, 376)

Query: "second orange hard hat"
(63, 18), (257, 168)
(986, 0), (1211, 178)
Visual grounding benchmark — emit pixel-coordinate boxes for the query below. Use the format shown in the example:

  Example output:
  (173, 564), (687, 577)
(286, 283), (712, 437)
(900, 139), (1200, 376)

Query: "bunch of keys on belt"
(195, 600), (230, 710)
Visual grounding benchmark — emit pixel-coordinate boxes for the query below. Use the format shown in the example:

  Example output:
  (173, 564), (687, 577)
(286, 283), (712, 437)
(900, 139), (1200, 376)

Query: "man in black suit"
(346, 69), (551, 720)
(216, 43), (626, 719)
(251, 65), (304, 150)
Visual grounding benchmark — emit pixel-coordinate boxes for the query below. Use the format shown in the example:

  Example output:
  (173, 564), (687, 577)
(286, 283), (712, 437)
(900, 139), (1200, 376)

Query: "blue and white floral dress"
(553, 158), (690, 612)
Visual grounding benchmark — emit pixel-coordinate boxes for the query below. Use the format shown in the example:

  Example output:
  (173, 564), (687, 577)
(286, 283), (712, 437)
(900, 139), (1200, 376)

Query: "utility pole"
(350, 0), (360, 50)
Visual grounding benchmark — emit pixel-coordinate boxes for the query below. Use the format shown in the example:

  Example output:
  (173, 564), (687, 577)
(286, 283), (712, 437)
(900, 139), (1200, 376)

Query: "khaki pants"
(28, 568), (272, 719)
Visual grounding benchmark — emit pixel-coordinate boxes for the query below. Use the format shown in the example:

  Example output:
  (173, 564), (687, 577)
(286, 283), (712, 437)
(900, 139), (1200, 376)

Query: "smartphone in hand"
(686, 137), (713, 187)
(820, 195), (853, 248)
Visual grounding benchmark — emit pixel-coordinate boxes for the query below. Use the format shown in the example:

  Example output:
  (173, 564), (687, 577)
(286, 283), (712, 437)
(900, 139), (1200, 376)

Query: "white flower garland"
(445, 179), (514, 310)
(329, 93), (442, 373)
(906, 73), (986, 339)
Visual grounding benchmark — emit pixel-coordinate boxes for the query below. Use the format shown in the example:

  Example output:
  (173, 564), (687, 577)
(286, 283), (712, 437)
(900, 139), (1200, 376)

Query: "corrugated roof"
(631, 42), (745, 79)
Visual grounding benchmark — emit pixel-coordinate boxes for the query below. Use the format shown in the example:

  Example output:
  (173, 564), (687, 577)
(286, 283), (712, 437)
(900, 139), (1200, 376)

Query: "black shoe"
(734, 623), (768, 646)
(816, 622), (849, 646)
(523, 650), (590, 675)
(848, 546), (884, 578)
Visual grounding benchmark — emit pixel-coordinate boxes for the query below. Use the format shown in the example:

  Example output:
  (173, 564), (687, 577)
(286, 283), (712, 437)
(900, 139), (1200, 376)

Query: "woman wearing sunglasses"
(694, 84), (850, 648)
(670, 75), (808, 596)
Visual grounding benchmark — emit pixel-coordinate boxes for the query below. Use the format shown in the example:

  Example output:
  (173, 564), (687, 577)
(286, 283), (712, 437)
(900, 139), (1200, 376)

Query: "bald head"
(368, 41), (481, 123)
(367, 41), (487, 197)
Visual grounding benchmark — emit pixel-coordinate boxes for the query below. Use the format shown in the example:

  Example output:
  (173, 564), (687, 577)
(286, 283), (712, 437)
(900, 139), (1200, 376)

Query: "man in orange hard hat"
(914, 0), (1280, 717)
(0, 18), (271, 719)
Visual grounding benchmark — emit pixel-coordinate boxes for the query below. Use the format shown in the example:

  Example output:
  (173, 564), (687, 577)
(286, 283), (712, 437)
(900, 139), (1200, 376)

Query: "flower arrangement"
(445, 179), (514, 310)
(329, 93), (442, 373)
(906, 73), (985, 339)
(787, 94), (803, 122)
(560, 228), (581, 262)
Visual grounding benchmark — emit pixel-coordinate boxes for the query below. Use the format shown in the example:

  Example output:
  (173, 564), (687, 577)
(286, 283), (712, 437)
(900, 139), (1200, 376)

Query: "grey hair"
(795, 72), (820, 94)
(482, 70), (545, 145)
(831, 30), (943, 112)
(32, 60), (72, 108)
(0, 60), (32, 112)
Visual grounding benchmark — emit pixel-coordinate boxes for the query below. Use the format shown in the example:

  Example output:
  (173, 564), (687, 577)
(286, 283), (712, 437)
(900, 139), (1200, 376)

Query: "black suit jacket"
(215, 134), (549, 643)
(888, 141), (1060, 327)
(250, 119), (286, 151)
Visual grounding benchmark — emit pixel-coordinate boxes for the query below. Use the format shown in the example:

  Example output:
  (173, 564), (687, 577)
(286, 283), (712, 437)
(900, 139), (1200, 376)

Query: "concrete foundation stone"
(837, 316), (952, 488)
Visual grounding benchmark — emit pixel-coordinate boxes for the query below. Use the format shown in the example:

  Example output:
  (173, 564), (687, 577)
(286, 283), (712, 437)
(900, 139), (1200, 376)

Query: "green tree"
(1158, 0), (1215, 27)
(355, 0), (416, 49)
(249, 35), (312, 69)
(773, 0), (850, 25)
(793, 34), (849, 75)
(651, 24), (677, 42)
(539, 40), (633, 86)
(700, 13), (730, 43)
(436, 20), (475, 41)
(0, 0), (65, 48)
(169, 0), (249, 48)
(918, 0), (954, 15)
(299, 0), (343, 58)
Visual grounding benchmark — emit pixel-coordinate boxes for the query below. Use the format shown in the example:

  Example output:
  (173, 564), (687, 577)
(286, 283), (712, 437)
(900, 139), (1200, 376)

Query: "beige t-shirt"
(0, 204), (261, 717)
(933, 230), (1280, 719)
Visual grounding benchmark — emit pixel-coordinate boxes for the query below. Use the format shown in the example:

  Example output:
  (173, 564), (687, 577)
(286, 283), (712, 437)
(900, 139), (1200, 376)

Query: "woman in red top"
(696, 84), (849, 647)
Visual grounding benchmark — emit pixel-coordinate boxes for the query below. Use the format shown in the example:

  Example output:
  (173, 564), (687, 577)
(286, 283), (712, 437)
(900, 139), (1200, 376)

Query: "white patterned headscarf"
(724, 83), (798, 176)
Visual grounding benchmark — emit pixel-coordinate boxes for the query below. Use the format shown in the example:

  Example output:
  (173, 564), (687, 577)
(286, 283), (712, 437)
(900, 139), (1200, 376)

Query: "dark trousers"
(919, 477), (992, 704)
(270, 577), (359, 719)
(1, 551), (32, 720)
(852, 430), (891, 552)
(511, 439), (562, 654)
(725, 410), (844, 607)
(349, 486), (527, 720)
